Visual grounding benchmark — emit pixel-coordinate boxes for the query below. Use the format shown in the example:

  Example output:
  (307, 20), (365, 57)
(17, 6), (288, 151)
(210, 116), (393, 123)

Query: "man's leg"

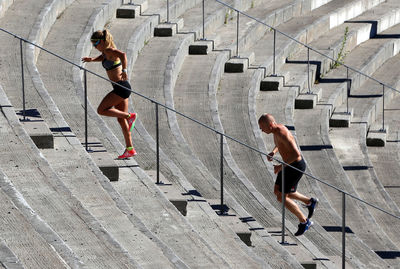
(274, 185), (307, 223)
(288, 191), (310, 204)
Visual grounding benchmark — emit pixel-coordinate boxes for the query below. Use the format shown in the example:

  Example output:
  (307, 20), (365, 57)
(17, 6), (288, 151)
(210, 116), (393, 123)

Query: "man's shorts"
(275, 158), (306, 193)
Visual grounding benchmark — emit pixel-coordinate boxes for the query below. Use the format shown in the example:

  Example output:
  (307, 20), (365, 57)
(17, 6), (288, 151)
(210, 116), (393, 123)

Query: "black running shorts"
(275, 158), (306, 193)
(111, 80), (131, 99)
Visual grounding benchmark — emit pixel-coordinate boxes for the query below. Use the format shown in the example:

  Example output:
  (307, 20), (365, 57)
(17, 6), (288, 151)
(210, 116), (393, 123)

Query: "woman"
(82, 29), (137, 159)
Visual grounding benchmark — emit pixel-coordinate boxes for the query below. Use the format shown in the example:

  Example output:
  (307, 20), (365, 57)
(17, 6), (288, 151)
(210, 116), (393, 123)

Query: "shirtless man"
(258, 113), (318, 236)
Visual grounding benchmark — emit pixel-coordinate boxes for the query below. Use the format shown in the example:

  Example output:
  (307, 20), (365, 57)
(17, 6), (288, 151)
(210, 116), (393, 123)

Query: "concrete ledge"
(154, 18), (184, 37)
(224, 52), (255, 73)
(260, 76), (283, 91)
(86, 138), (119, 181)
(301, 262), (317, 269)
(295, 88), (321, 109)
(220, 215), (252, 246)
(117, 0), (148, 18)
(367, 125), (388, 147)
(17, 109), (54, 149)
(116, 5), (140, 18)
(295, 94), (316, 109)
(330, 107), (353, 128)
(209, 200), (252, 246)
(189, 40), (214, 55)
(147, 170), (188, 216)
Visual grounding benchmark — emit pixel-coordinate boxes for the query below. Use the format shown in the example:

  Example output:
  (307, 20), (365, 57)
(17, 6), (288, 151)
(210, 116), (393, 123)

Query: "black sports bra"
(102, 54), (121, 71)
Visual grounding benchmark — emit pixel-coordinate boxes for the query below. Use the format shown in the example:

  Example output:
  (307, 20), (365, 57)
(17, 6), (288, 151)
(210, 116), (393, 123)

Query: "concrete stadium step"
(169, 37), (341, 268)
(0, 0), (54, 115)
(247, 0), (385, 76)
(259, 0), (396, 98)
(23, 0), (227, 266)
(178, 0), (336, 59)
(294, 107), (396, 268)
(126, 34), (273, 268)
(0, 84), (140, 268)
(112, 167), (263, 268)
(0, 239), (24, 269)
(213, 0), (333, 53)
(71, 4), (272, 267)
(0, 170), (69, 268)
(116, 0), (148, 19)
(40, 132), (182, 268)
(329, 125), (400, 250)
(319, 23), (400, 113)
(15, 108), (54, 149)
(197, 0), (336, 71)
(265, 3), (400, 265)
(252, 50), (386, 269)
(175, 0), (382, 264)
(282, 0), (400, 119)
(214, 65), (365, 268)
(368, 93), (400, 211)
(115, 23), (307, 266)
(323, 37), (400, 255)
(287, 0), (400, 81)
(0, 0), (13, 18)
(10, 0), (204, 266)
(83, 137), (119, 181)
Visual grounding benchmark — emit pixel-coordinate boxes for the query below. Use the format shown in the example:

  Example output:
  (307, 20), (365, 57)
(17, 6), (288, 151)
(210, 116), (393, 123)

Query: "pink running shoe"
(127, 113), (137, 132)
(118, 147), (137, 159)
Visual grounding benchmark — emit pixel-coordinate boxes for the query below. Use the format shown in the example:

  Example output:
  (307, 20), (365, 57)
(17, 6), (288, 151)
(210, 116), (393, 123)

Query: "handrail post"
(307, 47), (311, 94)
(342, 192), (346, 269)
(166, 0), (170, 23)
(382, 84), (385, 131)
(346, 67), (350, 114)
(155, 103), (160, 184)
(220, 133), (224, 215)
(281, 164), (286, 243)
(19, 39), (26, 121)
(272, 29), (276, 76)
(236, 10), (239, 57)
(202, 0), (205, 40)
(84, 70), (88, 152)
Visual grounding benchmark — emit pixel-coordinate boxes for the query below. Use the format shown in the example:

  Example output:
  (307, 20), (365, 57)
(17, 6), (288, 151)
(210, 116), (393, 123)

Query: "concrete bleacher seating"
(196, 0), (399, 267)
(1, 0), (400, 267)
(25, 0), (280, 267)
(279, 0), (400, 266)
(368, 89), (400, 210)
(0, 86), (140, 268)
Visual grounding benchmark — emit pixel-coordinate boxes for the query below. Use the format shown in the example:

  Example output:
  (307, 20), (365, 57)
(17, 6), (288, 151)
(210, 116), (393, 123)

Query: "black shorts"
(275, 158), (306, 193)
(111, 80), (131, 99)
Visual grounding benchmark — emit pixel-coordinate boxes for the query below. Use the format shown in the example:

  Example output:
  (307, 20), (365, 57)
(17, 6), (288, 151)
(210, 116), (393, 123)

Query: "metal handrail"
(1, 24), (399, 219)
(2, 4), (400, 265)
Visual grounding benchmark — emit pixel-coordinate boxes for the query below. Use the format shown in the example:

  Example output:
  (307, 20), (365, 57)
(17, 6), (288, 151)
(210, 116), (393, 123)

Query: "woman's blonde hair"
(90, 29), (116, 49)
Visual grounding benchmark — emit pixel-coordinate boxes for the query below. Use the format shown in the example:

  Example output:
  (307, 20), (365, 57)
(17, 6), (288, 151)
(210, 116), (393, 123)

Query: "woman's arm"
(82, 54), (104, 62)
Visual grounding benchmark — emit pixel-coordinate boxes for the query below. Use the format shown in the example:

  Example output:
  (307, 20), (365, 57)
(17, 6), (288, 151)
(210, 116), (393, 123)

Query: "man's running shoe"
(305, 197), (318, 219)
(128, 113), (137, 132)
(295, 219), (313, 236)
(118, 147), (137, 159)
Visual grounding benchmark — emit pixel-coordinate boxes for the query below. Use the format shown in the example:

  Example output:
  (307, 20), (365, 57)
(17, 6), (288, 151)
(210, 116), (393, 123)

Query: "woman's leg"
(115, 98), (133, 148)
(97, 92), (129, 118)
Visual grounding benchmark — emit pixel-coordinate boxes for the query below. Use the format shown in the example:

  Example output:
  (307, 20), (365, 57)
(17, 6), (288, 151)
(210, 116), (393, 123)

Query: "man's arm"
(267, 146), (278, 161)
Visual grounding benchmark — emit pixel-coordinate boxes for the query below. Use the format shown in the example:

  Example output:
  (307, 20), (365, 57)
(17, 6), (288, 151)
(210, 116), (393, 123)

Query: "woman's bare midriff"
(107, 66), (123, 82)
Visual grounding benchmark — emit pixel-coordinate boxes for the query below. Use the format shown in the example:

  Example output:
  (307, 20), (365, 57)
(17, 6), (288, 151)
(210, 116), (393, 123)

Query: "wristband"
(122, 68), (127, 73)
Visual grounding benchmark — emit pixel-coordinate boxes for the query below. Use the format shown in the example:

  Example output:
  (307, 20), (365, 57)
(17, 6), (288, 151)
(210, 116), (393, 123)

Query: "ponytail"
(103, 29), (116, 49)
(90, 29), (116, 49)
